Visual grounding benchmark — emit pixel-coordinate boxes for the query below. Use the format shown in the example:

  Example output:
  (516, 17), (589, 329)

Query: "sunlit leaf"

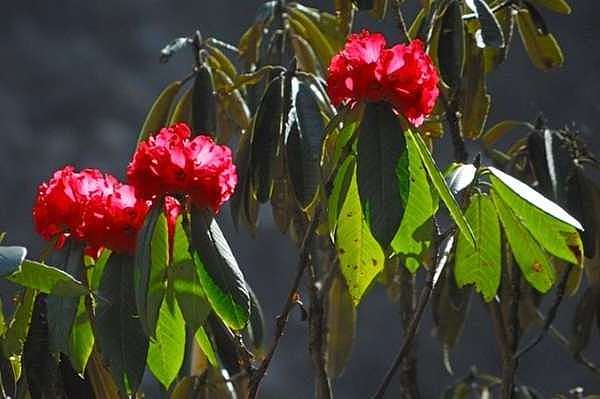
(391, 131), (438, 272)
(134, 202), (168, 337)
(8, 260), (87, 296)
(328, 155), (356, 239)
(194, 326), (218, 367)
(492, 191), (555, 293)
(455, 193), (501, 301)
(290, 34), (320, 75)
(409, 131), (475, 245)
(445, 163), (477, 195)
(147, 294), (186, 390)
(2, 288), (36, 381)
(287, 7), (336, 69)
(67, 297), (94, 375)
(481, 120), (533, 147)
(336, 161), (385, 306)
(488, 166), (583, 265)
(190, 208), (250, 330)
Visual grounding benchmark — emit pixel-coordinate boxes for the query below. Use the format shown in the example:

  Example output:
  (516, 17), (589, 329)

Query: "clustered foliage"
(0, 0), (598, 398)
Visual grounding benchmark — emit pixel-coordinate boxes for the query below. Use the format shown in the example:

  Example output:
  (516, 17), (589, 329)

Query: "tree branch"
(371, 225), (449, 399)
(514, 267), (570, 359)
(501, 262), (521, 399)
(439, 91), (468, 163)
(247, 209), (321, 398)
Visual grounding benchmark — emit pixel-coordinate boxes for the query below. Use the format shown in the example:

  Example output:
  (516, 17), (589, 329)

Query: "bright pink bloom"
(127, 123), (237, 213)
(327, 31), (439, 126)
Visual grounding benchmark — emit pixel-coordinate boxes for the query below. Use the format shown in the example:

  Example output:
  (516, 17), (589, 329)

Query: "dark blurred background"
(1, 1), (600, 397)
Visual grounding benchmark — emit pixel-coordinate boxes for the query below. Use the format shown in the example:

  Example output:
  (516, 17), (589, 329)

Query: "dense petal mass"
(34, 166), (151, 256)
(127, 123), (237, 213)
(326, 31), (387, 107)
(327, 32), (439, 126)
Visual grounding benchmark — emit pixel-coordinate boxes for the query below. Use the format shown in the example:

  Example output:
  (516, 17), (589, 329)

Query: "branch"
(370, 225), (449, 399)
(247, 209), (321, 398)
(392, 0), (411, 43)
(514, 267), (570, 359)
(501, 262), (521, 399)
(439, 90), (468, 163)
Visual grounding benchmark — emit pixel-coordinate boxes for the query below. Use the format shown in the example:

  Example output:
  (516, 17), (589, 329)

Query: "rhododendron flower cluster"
(327, 30), (439, 126)
(33, 166), (181, 256)
(127, 123), (237, 213)
(33, 166), (150, 255)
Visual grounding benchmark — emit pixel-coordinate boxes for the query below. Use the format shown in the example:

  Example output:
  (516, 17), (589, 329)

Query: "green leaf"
(466, 0), (505, 47)
(516, 8), (564, 70)
(245, 287), (265, 352)
(438, 0), (465, 89)
(286, 81), (325, 209)
(460, 35), (491, 139)
(95, 253), (148, 394)
(7, 260), (87, 296)
(194, 326), (218, 367)
(481, 120), (533, 148)
(172, 259), (211, 331)
(134, 202), (168, 337)
(529, 0), (571, 14)
(190, 208), (250, 330)
(488, 166), (583, 265)
(67, 297), (94, 375)
(455, 193), (501, 301)
(391, 132), (438, 272)
(168, 87), (193, 126)
(147, 294), (186, 390)
(325, 274), (356, 378)
(290, 34), (320, 75)
(492, 191), (555, 292)
(47, 243), (85, 354)
(192, 65), (217, 134)
(287, 7), (336, 69)
(328, 155), (356, 239)
(138, 81), (182, 143)
(230, 128), (258, 233)
(89, 248), (111, 291)
(356, 102), (408, 248)
(335, 161), (385, 306)
(0, 246), (26, 277)
(2, 288), (36, 381)
(408, 131), (476, 246)
(445, 163), (477, 195)
(251, 75), (284, 203)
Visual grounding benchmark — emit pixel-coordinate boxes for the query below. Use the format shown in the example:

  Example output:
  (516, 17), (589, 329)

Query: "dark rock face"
(1, 1), (599, 397)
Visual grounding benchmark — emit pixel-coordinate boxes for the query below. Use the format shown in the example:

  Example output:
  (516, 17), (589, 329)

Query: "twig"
(247, 209), (322, 398)
(392, 0), (411, 43)
(514, 267), (570, 359)
(501, 262), (521, 399)
(439, 90), (468, 163)
(398, 266), (419, 399)
(546, 324), (600, 377)
(371, 224), (448, 399)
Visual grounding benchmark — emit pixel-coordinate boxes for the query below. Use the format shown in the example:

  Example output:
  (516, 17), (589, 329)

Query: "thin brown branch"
(501, 263), (521, 399)
(247, 209), (321, 398)
(392, 0), (411, 43)
(371, 224), (447, 399)
(514, 267), (570, 359)
(439, 91), (468, 163)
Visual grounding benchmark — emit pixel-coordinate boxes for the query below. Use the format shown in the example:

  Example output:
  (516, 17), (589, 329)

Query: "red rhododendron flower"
(327, 30), (439, 126)
(80, 181), (149, 256)
(127, 123), (237, 213)
(33, 166), (170, 256)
